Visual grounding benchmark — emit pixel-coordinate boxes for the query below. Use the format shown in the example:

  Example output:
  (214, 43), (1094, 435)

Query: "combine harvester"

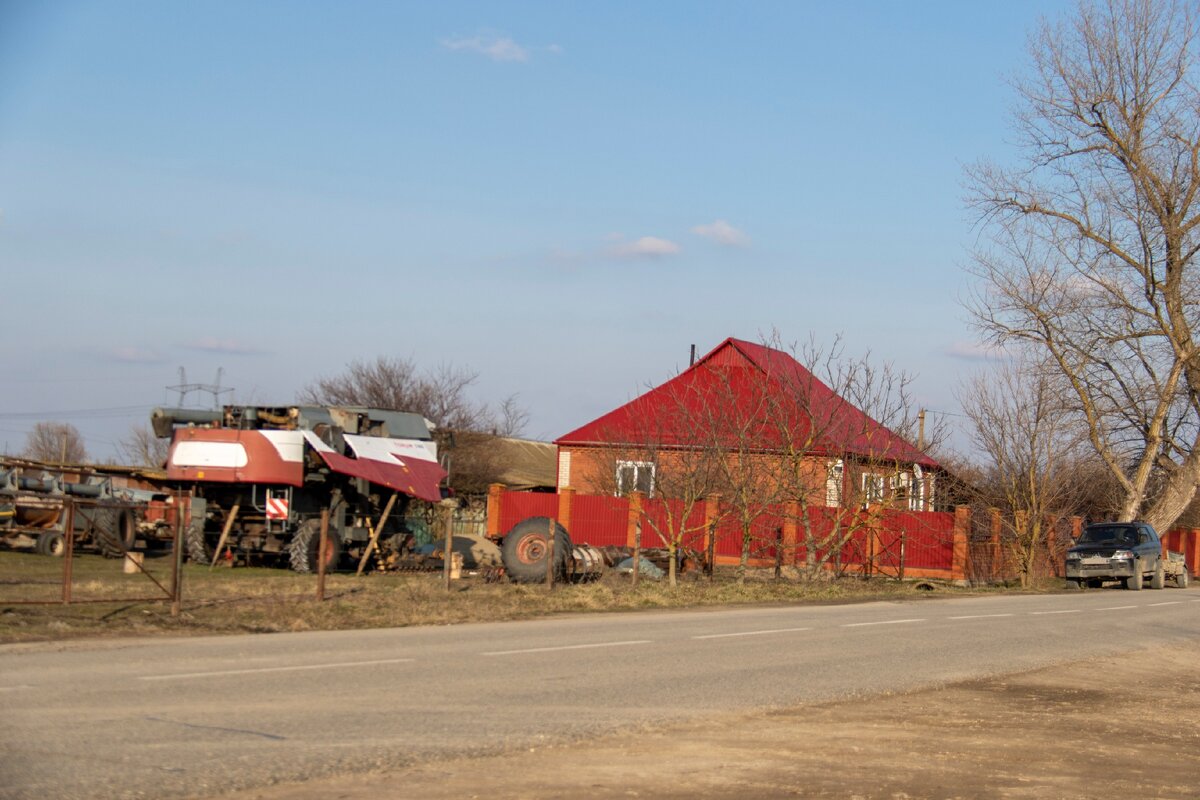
(152, 405), (447, 572)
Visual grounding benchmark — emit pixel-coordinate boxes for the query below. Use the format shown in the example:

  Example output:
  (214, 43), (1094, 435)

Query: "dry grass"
(0, 550), (1037, 644)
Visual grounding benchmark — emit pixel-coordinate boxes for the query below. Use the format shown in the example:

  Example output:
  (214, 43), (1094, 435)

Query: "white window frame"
(861, 472), (885, 507)
(825, 459), (844, 507)
(616, 460), (656, 497)
(911, 470), (926, 511)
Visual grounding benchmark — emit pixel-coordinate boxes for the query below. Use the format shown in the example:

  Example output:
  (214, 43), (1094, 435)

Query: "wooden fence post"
(442, 499), (457, 591)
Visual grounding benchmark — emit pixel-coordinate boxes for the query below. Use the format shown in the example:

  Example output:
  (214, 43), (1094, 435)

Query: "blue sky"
(0, 0), (1069, 460)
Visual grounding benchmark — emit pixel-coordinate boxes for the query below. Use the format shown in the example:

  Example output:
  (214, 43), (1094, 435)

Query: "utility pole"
(917, 408), (926, 451)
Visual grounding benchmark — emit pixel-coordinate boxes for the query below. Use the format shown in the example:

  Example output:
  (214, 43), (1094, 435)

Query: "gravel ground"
(216, 642), (1200, 800)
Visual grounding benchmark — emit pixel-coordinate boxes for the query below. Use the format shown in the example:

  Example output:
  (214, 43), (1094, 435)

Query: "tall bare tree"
(22, 422), (88, 464)
(967, 0), (1200, 531)
(959, 359), (1098, 585)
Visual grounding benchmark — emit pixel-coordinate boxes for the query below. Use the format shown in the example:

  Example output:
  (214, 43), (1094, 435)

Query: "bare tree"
(301, 357), (524, 433)
(116, 424), (170, 468)
(704, 362), (780, 584)
(22, 422), (88, 464)
(959, 359), (1096, 586)
(301, 356), (529, 493)
(967, 0), (1200, 531)
(755, 332), (936, 581)
(585, 390), (726, 587)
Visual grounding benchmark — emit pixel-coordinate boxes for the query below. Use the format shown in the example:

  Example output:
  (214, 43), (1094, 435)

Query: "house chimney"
(689, 344), (696, 366)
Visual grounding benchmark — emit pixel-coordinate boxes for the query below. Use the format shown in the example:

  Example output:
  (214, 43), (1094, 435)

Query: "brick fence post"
(782, 500), (798, 567)
(952, 505), (971, 584)
(626, 491), (644, 549)
(557, 487), (574, 537)
(486, 483), (506, 539)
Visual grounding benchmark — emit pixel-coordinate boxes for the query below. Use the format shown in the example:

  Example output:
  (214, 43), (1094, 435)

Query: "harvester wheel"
(91, 508), (137, 558)
(500, 517), (571, 584)
(288, 519), (342, 574)
(185, 521), (212, 564)
(37, 531), (66, 557)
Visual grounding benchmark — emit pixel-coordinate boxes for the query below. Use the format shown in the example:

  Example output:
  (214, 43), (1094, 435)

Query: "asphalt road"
(2, 588), (1198, 799)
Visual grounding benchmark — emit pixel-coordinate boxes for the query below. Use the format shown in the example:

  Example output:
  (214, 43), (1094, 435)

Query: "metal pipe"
(151, 407), (223, 437)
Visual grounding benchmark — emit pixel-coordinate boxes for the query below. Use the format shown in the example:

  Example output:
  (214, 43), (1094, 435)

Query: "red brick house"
(554, 337), (942, 512)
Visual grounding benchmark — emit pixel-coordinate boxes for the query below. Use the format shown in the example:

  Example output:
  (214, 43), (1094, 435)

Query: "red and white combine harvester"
(153, 405), (447, 572)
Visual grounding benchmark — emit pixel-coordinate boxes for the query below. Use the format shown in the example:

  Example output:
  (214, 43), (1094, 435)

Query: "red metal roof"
(555, 338), (938, 468)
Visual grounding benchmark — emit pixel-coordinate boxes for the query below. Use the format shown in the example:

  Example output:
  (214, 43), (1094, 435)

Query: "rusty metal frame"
(1, 492), (185, 614)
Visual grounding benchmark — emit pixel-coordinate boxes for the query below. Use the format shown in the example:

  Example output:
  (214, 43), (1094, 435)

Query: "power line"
(0, 405), (154, 420)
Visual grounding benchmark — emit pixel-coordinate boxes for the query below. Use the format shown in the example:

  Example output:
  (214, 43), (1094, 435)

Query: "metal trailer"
(153, 405), (447, 572)
(0, 462), (203, 559)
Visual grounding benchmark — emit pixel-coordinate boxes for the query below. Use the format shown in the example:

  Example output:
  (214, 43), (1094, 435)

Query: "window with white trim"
(862, 472), (885, 507)
(616, 460), (655, 497)
(911, 470), (926, 511)
(889, 471), (911, 509)
(825, 459), (844, 507)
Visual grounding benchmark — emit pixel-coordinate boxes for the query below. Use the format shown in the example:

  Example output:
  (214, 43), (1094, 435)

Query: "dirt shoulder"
(220, 643), (1200, 800)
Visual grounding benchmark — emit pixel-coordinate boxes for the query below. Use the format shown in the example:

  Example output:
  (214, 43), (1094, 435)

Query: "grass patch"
(0, 550), (1035, 645)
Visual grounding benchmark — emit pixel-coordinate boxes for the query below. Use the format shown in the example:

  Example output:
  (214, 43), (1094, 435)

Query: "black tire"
(37, 531), (66, 557)
(1066, 578), (1084, 591)
(288, 518), (342, 574)
(1151, 560), (1166, 590)
(90, 508), (137, 558)
(500, 517), (571, 584)
(185, 521), (212, 564)
(1126, 560), (1144, 590)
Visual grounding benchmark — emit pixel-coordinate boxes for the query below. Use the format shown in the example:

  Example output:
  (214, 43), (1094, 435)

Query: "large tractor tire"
(91, 508), (137, 558)
(288, 519), (343, 574)
(500, 517), (571, 584)
(185, 521), (212, 564)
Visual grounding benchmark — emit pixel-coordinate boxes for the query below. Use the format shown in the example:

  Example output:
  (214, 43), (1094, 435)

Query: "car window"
(1079, 526), (1135, 545)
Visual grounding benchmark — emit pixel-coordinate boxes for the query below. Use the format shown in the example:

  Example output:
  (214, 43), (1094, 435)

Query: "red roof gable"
(556, 338), (938, 468)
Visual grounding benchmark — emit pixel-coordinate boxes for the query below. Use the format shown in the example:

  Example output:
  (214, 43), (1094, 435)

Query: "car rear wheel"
(1151, 561), (1166, 589)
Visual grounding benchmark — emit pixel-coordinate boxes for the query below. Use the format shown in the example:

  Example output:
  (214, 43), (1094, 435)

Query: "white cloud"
(610, 236), (682, 258)
(106, 346), (166, 364)
(184, 337), (264, 356)
(945, 341), (1008, 361)
(691, 219), (749, 247)
(440, 34), (530, 63)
